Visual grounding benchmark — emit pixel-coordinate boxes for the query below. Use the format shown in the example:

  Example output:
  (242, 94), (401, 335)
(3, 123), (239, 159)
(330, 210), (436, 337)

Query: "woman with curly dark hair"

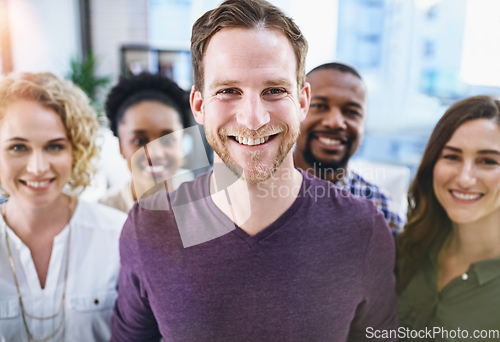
(398, 96), (500, 341)
(99, 73), (193, 213)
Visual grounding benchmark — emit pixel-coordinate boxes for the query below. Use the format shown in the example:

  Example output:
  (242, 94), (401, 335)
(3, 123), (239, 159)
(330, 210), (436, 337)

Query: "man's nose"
(26, 150), (50, 175)
(321, 109), (347, 130)
(236, 93), (270, 131)
(457, 161), (477, 188)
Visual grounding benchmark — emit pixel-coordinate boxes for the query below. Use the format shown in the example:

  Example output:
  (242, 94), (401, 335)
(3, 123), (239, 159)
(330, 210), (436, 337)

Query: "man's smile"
(227, 134), (279, 146)
(309, 131), (349, 152)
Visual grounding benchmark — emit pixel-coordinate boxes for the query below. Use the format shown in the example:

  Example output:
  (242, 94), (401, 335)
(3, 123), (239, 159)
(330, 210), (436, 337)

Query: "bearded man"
(111, 1), (398, 341)
(294, 63), (405, 234)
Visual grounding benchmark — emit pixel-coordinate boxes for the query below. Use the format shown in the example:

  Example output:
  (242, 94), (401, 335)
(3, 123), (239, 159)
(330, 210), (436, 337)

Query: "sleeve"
(385, 198), (406, 236)
(110, 207), (162, 342)
(348, 211), (399, 342)
(373, 187), (406, 236)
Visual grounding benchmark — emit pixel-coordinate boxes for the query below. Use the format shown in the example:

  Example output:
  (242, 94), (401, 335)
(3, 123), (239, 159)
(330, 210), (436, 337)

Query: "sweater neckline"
(202, 169), (308, 247)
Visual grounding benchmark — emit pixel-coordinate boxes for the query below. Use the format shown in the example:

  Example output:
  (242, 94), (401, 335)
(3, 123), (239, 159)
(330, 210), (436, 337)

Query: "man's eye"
(218, 88), (239, 95)
(132, 138), (148, 146)
(268, 88), (284, 94)
(345, 109), (362, 117)
(263, 88), (287, 100)
(310, 103), (327, 110)
(265, 88), (287, 95)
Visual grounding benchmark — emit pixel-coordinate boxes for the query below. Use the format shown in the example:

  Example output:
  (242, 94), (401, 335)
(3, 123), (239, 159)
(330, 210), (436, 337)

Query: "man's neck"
(211, 155), (303, 236)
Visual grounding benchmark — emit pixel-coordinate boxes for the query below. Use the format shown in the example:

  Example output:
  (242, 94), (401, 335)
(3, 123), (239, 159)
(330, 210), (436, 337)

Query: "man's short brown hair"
(191, 0), (308, 93)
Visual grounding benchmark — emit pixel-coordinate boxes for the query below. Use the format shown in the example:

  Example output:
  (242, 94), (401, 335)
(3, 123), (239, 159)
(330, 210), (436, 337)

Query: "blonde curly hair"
(0, 72), (100, 191)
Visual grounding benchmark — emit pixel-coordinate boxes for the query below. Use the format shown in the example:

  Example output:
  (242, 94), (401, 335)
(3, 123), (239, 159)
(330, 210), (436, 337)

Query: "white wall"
(151, 0), (338, 74)
(265, 0), (339, 73)
(91, 0), (149, 81)
(287, 0), (338, 73)
(8, 0), (80, 77)
(461, 0), (500, 87)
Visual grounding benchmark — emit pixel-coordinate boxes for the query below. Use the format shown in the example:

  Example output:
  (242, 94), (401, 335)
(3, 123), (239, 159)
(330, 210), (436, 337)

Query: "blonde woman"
(0, 73), (127, 342)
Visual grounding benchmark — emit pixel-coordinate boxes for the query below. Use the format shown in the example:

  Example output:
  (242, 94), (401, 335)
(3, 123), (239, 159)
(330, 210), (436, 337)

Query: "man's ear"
(190, 85), (205, 125)
(298, 82), (311, 122)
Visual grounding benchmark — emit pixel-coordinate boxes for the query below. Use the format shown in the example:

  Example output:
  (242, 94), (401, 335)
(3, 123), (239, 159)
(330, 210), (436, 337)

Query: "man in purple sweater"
(111, 0), (398, 341)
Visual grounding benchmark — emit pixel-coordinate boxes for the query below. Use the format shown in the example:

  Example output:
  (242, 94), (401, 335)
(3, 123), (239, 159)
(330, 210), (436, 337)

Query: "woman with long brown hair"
(398, 96), (500, 340)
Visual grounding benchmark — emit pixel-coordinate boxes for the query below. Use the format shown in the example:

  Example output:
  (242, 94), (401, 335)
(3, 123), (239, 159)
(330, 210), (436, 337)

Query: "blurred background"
(1, 0), (499, 204)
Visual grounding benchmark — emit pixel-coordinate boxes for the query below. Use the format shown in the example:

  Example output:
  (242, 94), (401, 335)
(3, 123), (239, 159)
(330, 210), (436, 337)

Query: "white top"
(0, 201), (127, 342)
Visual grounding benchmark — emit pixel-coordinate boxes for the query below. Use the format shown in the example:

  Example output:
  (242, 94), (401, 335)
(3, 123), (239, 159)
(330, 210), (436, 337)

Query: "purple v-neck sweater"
(111, 170), (398, 341)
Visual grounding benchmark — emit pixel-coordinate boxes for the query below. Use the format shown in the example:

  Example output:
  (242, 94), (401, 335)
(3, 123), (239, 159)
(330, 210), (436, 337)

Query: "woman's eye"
(161, 135), (177, 147)
(443, 154), (459, 161)
(9, 144), (27, 152)
(481, 158), (499, 165)
(132, 138), (148, 146)
(47, 144), (64, 152)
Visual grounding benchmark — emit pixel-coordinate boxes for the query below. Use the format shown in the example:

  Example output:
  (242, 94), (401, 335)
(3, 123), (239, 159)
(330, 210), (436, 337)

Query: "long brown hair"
(397, 95), (500, 294)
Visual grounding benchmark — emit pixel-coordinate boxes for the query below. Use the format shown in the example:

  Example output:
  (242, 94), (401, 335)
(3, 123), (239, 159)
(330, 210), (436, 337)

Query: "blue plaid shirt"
(335, 170), (406, 235)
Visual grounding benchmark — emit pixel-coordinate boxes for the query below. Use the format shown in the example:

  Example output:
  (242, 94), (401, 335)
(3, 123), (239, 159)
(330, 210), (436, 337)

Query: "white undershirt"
(0, 201), (127, 342)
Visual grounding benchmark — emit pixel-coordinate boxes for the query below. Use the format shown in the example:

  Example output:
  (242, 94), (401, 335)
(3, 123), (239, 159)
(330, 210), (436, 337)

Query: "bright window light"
(460, 0), (500, 87)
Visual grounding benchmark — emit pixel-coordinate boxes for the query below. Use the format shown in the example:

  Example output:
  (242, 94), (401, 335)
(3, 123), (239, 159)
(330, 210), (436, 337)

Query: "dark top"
(111, 170), (398, 341)
(399, 238), (500, 341)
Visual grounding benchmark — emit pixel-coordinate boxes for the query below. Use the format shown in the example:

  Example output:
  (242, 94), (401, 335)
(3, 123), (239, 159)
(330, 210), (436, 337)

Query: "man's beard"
(206, 124), (299, 185)
(302, 133), (353, 178)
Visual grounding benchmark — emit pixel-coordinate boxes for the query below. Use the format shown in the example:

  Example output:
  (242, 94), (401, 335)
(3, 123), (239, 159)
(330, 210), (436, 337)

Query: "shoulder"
(347, 172), (389, 198)
(99, 182), (133, 213)
(349, 171), (406, 231)
(298, 172), (394, 280)
(170, 170), (210, 202)
(123, 171), (211, 242)
(74, 200), (128, 233)
(348, 171), (401, 214)
(172, 168), (196, 190)
(300, 171), (387, 238)
(302, 171), (381, 218)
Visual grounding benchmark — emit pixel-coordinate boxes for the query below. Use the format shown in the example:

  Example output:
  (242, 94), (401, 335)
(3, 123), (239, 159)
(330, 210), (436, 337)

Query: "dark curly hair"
(105, 73), (191, 137)
(307, 62), (362, 80)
